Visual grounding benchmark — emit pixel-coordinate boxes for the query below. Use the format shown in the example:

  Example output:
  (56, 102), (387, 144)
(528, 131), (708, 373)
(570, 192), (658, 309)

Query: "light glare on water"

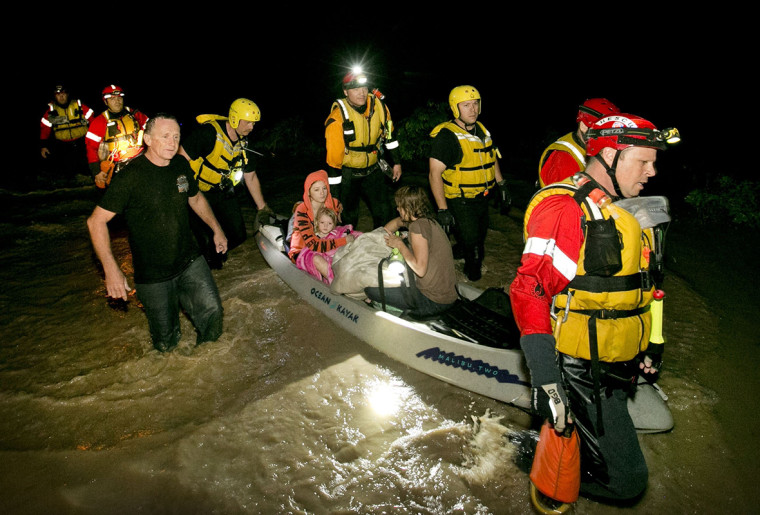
(0, 190), (756, 514)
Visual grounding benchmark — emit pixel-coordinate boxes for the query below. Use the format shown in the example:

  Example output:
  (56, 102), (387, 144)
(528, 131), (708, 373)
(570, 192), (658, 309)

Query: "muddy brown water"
(0, 182), (756, 514)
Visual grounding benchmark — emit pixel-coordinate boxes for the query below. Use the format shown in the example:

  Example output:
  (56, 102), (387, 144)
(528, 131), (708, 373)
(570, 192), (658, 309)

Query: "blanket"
(330, 228), (405, 295)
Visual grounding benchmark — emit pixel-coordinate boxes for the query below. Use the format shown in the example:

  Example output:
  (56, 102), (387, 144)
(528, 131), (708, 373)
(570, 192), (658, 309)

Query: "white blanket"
(330, 228), (404, 295)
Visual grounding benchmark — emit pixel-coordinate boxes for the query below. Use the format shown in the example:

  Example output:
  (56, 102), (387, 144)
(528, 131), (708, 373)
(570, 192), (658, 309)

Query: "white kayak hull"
(255, 225), (673, 433)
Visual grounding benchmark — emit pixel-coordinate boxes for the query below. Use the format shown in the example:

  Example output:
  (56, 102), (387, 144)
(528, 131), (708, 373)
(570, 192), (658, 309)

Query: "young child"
(297, 206), (361, 284)
(289, 171), (360, 284)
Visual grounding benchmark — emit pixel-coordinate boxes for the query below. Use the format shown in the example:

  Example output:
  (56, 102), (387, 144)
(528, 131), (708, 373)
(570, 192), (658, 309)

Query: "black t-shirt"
(99, 154), (200, 283)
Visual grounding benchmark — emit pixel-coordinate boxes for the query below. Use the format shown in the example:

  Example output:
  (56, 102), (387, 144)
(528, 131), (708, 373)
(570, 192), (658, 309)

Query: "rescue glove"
(497, 179), (512, 215)
(638, 342), (663, 382)
(256, 204), (275, 226)
(437, 209), (454, 233)
(520, 333), (570, 432)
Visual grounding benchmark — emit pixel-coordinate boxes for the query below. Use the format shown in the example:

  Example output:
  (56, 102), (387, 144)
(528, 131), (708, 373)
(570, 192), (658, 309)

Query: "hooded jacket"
(288, 170), (346, 261)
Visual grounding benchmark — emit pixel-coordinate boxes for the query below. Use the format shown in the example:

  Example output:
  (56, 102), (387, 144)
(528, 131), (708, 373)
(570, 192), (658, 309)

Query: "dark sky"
(17, 14), (738, 190)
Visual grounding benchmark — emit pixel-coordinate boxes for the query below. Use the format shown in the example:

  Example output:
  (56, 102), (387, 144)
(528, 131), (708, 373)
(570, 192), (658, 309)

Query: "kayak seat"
(436, 288), (521, 349)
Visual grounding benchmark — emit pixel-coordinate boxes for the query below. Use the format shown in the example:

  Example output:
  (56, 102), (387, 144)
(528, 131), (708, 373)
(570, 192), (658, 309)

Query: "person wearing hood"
(289, 170), (355, 282)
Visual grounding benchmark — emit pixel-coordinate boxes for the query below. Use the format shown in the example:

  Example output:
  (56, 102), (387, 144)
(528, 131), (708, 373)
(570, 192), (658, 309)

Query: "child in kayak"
(289, 170), (356, 284)
(297, 206), (361, 283)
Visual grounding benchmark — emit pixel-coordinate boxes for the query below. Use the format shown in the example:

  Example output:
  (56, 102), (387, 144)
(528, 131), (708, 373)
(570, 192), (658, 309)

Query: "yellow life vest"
(537, 132), (586, 187)
(524, 174), (656, 362)
(104, 109), (143, 162)
(431, 121), (497, 198)
(332, 95), (388, 169)
(47, 100), (88, 141)
(190, 116), (247, 192)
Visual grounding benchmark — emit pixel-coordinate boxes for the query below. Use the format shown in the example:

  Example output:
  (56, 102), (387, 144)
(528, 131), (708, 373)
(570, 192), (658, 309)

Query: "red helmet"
(585, 114), (672, 157)
(577, 98), (620, 127)
(102, 84), (125, 99)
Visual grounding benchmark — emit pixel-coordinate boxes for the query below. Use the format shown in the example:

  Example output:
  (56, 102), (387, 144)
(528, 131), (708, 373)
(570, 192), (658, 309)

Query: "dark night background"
(9, 14), (744, 207)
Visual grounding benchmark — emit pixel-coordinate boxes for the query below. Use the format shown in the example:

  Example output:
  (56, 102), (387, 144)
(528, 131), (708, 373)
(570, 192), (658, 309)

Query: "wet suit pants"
(338, 167), (395, 230)
(448, 194), (489, 280)
(135, 258), (224, 352)
(559, 354), (648, 501)
(191, 186), (247, 267)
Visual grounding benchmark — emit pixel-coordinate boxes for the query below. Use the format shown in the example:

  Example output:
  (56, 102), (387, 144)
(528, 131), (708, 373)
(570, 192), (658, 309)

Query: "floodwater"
(0, 180), (756, 514)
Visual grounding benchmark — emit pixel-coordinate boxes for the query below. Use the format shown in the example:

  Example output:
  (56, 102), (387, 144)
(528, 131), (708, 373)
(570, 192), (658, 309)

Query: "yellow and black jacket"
(43, 100), (90, 141)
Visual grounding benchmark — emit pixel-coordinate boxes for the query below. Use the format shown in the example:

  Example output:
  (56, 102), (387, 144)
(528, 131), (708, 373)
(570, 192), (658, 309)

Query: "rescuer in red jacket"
(511, 113), (680, 503)
(537, 98), (620, 188)
(39, 84), (94, 179)
(85, 84), (149, 188)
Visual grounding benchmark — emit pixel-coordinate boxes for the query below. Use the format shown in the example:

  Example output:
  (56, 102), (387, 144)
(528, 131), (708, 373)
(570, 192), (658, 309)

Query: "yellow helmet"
(449, 85), (481, 118)
(229, 98), (261, 128)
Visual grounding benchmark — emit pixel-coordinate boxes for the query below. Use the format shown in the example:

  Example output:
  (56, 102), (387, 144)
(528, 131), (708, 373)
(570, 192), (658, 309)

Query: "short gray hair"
(144, 113), (178, 134)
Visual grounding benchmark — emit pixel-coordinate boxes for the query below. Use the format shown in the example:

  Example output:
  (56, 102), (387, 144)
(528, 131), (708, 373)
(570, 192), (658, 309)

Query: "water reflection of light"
(366, 379), (407, 417)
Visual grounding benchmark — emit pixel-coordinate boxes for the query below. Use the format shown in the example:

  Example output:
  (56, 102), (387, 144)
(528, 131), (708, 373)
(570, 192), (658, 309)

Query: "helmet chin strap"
(594, 150), (623, 199)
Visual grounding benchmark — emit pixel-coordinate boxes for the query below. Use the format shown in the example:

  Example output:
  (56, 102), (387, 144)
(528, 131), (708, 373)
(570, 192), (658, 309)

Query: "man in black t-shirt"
(87, 114), (228, 352)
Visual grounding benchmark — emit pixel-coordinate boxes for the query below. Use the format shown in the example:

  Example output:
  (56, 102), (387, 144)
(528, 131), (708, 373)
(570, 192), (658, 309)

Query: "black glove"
(520, 333), (570, 432)
(497, 179), (511, 215)
(638, 342), (664, 382)
(256, 204), (275, 226)
(437, 209), (454, 232)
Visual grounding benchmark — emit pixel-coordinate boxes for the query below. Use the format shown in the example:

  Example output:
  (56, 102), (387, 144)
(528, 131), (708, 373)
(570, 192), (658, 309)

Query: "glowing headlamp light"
(656, 127), (681, 145)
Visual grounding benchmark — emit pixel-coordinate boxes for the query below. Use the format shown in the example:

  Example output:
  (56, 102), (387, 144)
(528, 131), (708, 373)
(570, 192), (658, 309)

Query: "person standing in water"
(509, 113), (680, 504)
(87, 113), (227, 352)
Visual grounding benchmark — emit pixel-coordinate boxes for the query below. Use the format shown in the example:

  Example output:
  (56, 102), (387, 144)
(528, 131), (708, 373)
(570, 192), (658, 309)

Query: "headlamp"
(588, 126), (680, 151)
(656, 127), (681, 145)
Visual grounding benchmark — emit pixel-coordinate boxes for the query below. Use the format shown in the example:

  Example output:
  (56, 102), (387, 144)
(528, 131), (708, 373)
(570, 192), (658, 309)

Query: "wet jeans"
(135, 257), (224, 352)
(364, 268), (454, 318)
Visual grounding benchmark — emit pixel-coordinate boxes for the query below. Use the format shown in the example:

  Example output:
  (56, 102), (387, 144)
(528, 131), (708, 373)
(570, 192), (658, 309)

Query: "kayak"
(255, 220), (673, 433)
